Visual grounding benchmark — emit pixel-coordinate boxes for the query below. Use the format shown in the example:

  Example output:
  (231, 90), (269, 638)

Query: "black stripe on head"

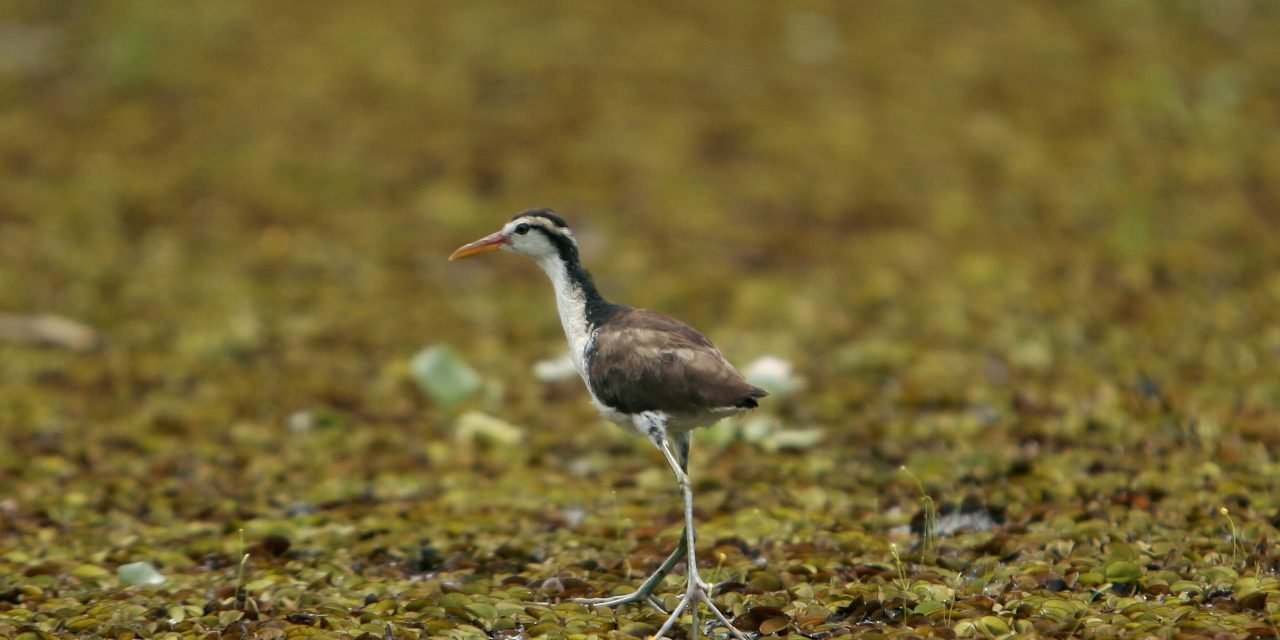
(510, 209), (579, 267)
(528, 223), (580, 266)
(512, 208), (569, 229)
(512, 209), (622, 325)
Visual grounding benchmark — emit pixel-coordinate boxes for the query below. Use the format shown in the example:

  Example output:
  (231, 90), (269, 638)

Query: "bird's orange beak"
(448, 230), (508, 260)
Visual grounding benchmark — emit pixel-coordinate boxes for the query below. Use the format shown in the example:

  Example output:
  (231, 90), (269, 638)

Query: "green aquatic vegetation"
(1, 2), (1279, 639)
(410, 345), (484, 409)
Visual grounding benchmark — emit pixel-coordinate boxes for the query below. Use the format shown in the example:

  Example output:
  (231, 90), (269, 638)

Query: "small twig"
(889, 543), (911, 621)
(1220, 507), (1241, 568)
(889, 543), (908, 591)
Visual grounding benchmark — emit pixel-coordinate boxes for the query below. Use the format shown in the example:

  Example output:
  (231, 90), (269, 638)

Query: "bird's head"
(449, 208), (577, 263)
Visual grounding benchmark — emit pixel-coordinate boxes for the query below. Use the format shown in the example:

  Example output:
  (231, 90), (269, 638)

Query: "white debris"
(761, 427), (826, 453)
(561, 506), (587, 529)
(744, 355), (804, 399)
(117, 561), (166, 587)
(532, 352), (579, 383)
(286, 410), (314, 434)
(739, 415), (776, 443)
(454, 411), (524, 448)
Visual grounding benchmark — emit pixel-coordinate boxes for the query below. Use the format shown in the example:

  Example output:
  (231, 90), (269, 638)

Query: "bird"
(450, 209), (766, 639)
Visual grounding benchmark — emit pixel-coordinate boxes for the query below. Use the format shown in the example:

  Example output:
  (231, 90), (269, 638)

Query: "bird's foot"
(653, 574), (747, 640)
(571, 591), (668, 614)
(573, 547), (686, 615)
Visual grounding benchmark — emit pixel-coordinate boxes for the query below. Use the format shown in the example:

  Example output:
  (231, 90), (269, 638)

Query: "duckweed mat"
(2, 3), (1279, 639)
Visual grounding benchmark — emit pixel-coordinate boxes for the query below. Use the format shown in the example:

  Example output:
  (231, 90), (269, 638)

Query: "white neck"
(534, 254), (593, 377)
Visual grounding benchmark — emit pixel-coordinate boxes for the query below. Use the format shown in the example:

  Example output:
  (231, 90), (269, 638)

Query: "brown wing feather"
(588, 308), (767, 415)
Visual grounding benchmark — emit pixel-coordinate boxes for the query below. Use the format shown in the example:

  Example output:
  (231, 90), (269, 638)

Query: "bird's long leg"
(650, 427), (747, 640)
(573, 435), (692, 612)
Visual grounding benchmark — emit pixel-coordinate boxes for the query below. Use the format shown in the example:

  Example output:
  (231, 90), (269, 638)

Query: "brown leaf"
(759, 615), (791, 635)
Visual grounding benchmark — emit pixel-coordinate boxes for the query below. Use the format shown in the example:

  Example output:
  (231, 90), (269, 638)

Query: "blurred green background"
(2, 2), (1280, 638)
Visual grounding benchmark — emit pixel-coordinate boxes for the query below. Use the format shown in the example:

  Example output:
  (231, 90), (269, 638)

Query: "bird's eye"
(514, 223), (531, 235)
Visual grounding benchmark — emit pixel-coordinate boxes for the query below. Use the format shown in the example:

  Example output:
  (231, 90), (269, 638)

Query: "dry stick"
(235, 529), (252, 612)
(899, 466), (937, 559)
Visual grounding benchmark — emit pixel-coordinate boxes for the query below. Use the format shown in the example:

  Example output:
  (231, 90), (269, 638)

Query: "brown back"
(587, 308), (767, 415)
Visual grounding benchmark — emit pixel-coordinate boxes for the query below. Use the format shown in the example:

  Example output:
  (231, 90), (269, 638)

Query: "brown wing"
(587, 308), (767, 415)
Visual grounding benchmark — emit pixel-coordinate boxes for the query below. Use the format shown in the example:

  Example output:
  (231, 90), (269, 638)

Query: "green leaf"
(913, 600), (945, 616)
(463, 601), (497, 621)
(410, 345), (482, 407)
(1104, 560), (1143, 584)
(71, 564), (111, 581)
(438, 593), (471, 610)
(980, 615), (1010, 634)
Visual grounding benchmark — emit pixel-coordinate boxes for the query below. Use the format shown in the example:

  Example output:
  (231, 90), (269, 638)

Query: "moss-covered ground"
(2, 2), (1280, 638)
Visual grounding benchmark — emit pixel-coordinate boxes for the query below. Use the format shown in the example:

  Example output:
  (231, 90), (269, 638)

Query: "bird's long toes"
(571, 593), (645, 608)
(655, 604), (747, 639)
(700, 600), (750, 640)
(653, 593), (693, 639)
(646, 595), (669, 614)
(666, 580), (748, 640)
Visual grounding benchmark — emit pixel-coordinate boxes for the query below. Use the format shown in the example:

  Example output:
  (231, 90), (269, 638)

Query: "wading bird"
(450, 209), (766, 639)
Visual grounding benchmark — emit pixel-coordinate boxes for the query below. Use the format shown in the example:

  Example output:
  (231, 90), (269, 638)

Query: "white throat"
(534, 254), (593, 378)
